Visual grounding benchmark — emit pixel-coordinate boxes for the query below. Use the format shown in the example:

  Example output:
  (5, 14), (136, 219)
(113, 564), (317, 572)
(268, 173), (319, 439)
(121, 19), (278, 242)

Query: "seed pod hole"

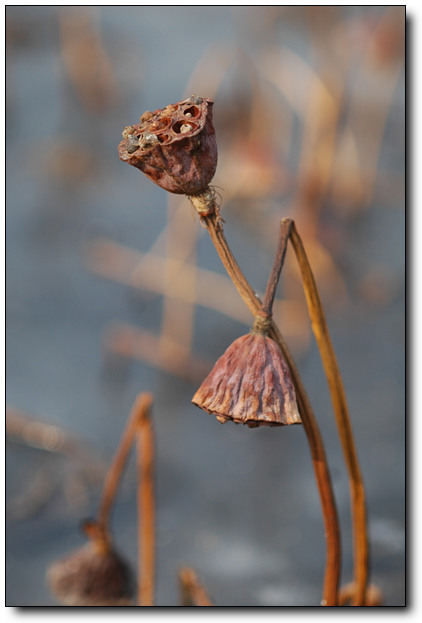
(183, 106), (200, 118)
(157, 133), (171, 144)
(172, 121), (197, 134)
(149, 117), (172, 132)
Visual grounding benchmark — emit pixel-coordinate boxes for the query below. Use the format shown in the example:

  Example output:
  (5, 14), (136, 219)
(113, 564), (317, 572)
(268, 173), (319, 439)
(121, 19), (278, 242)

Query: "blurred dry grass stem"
(136, 394), (156, 606)
(185, 6), (403, 353)
(178, 567), (214, 606)
(58, 8), (118, 113)
(102, 324), (212, 383)
(84, 185), (311, 383)
(86, 197), (211, 381)
(7, 406), (93, 458)
(159, 198), (199, 368)
(98, 393), (152, 535)
(85, 236), (309, 354)
(6, 407), (106, 520)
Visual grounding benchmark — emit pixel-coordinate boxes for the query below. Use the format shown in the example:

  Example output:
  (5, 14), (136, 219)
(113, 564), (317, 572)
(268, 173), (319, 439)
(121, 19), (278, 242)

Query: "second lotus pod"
(192, 314), (301, 428)
(46, 521), (135, 606)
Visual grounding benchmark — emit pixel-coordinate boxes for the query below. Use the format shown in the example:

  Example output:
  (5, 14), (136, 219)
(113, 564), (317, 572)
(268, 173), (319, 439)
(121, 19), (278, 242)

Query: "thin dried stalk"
(136, 393), (155, 606)
(261, 218), (293, 316)
(287, 220), (369, 606)
(178, 567), (213, 606)
(198, 210), (340, 606)
(97, 394), (152, 535)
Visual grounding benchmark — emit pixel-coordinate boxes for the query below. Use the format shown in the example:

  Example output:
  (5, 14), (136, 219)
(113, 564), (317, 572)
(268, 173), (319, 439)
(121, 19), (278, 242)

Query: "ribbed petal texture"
(192, 333), (301, 427)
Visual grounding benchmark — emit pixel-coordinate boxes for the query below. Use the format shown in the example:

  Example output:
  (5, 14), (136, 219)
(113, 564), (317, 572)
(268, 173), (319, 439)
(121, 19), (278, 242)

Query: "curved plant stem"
(136, 393), (155, 606)
(288, 220), (369, 606)
(178, 567), (214, 606)
(261, 219), (293, 317)
(97, 394), (152, 536)
(199, 211), (341, 606)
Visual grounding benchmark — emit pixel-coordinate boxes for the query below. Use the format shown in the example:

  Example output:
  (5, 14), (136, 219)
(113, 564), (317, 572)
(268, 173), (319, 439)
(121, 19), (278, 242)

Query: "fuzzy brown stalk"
(287, 220), (369, 606)
(97, 393), (153, 535)
(136, 394), (156, 606)
(195, 205), (341, 606)
(178, 567), (213, 606)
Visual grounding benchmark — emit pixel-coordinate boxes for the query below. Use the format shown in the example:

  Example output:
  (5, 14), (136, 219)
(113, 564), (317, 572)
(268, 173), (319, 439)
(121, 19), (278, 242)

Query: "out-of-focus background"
(5, 5), (405, 606)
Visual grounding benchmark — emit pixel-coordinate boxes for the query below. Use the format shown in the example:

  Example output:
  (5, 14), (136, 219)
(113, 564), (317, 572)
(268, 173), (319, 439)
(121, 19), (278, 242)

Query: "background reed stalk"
(136, 394), (156, 606)
(97, 393), (152, 535)
(178, 567), (214, 606)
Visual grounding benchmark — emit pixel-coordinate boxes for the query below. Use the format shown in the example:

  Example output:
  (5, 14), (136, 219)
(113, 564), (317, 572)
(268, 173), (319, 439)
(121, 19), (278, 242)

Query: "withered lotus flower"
(118, 96), (217, 196)
(192, 316), (301, 428)
(47, 521), (135, 606)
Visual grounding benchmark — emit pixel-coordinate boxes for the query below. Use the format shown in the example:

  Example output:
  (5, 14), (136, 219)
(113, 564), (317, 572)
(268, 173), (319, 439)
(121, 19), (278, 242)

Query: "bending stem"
(97, 393), (153, 533)
(288, 221), (369, 605)
(179, 567), (213, 606)
(261, 219), (293, 317)
(201, 210), (341, 606)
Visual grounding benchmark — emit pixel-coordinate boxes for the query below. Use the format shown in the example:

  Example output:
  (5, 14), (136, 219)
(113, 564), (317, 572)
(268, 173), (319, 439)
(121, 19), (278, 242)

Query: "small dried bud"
(46, 521), (135, 606)
(192, 327), (301, 428)
(118, 96), (217, 195)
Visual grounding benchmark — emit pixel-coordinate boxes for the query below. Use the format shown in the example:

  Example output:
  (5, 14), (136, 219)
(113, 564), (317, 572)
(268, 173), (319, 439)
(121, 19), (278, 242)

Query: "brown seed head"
(192, 331), (301, 428)
(118, 95), (217, 195)
(46, 521), (135, 606)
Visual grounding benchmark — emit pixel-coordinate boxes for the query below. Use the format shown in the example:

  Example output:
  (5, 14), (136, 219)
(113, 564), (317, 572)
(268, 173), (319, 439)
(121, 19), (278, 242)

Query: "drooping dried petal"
(118, 96), (217, 195)
(192, 332), (301, 427)
(47, 538), (135, 606)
